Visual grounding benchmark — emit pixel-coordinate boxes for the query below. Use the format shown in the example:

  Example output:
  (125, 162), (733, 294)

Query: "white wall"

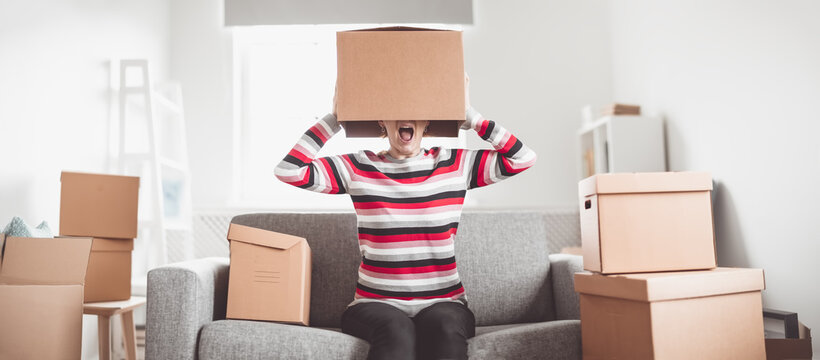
(0, 0), (170, 222)
(176, 0), (613, 210)
(462, 0), (612, 208)
(169, 0), (236, 209)
(608, 1), (820, 354)
(0, 1), (170, 358)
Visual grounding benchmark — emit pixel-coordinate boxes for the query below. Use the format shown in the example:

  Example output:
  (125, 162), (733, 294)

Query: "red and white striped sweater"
(275, 108), (536, 315)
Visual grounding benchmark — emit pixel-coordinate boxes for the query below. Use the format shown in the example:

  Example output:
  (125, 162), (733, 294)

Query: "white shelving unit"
(111, 59), (193, 308)
(577, 115), (666, 179)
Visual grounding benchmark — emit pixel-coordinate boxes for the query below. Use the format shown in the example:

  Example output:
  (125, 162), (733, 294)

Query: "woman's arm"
(462, 107), (537, 189)
(274, 114), (349, 194)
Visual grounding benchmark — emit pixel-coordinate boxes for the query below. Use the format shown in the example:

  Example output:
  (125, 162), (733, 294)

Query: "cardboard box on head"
(578, 171), (716, 274)
(336, 27), (465, 138)
(226, 223), (312, 326)
(85, 237), (134, 302)
(0, 236), (92, 360)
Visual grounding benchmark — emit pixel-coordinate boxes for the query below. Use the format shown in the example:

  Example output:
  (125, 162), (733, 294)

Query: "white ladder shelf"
(116, 59), (193, 276)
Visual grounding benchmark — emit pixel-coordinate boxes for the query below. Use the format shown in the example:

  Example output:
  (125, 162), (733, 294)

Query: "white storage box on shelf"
(577, 115), (665, 179)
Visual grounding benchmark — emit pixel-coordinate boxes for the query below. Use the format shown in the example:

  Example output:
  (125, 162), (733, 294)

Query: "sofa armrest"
(549, 254), (582, 320)
(146, 257), (230, 360)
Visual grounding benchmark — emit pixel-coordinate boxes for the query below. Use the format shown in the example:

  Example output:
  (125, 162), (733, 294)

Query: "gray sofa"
(146, 211), (584, 360)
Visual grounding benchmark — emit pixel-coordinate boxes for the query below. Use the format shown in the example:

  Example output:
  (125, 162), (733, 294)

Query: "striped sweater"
(275, 107), (536, 316)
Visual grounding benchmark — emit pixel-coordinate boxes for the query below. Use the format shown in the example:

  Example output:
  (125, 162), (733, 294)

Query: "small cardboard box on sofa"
(225, 223), (312, 326)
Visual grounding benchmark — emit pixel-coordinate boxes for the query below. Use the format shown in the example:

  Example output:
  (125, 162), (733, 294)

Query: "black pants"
(341, 301), (476, 360)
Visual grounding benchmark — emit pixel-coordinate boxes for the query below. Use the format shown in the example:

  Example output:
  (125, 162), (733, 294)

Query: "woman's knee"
(342, 303), (416, 360)
(342, 303), (415, 341)
(434, 317), (472, 340)
(416, 303), (476, 338)
(380, 314), (414, 338)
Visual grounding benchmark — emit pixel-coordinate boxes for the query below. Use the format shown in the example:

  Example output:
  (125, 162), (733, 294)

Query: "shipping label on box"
(226, 223), (312, 326)
(578, 171), (716, 274)
(336, 27), (465, 138)
(0, 236), (92, 360)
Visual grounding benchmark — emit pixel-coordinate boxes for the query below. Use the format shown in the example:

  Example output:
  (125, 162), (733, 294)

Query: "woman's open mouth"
(398, 126), (414, 142)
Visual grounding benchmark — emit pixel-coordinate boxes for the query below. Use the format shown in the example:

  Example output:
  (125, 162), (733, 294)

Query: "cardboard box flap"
(227, 223), (305, 250)
(341, 120), (459, 138)
(800, 322), (811, 339)
(0, 236), (92, 285)
(348, 26), (449, 32)
(575, 267), (765, 302)
(0, 233), (6, 268)
(90, 237), (134, 252)
(60, 171), (140, 192)
(579, 171), (713, 197)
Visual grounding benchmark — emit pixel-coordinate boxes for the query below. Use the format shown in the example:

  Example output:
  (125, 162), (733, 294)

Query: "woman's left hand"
(464, 73), (471, 112)
(460, 73), (472, 129)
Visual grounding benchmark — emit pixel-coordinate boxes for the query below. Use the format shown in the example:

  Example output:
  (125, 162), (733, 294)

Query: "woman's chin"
(391, 145), (421, 158)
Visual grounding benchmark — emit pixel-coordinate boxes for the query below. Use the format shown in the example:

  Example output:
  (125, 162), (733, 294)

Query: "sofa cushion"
(199, 320), (580, 360)
(468, 320), (581, 360)
(199, 320), (369, 360)
(455, 212), (556, 325)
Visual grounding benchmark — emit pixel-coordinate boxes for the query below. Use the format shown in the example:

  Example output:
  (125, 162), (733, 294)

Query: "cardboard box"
(336, 26), (465, 137)
(575, 267), (766, 360)
(84, 237), (133, 302)
(60, 171), (140, 239)
(226, 223), (311, 326)
(0, 233), (6, 268)
(0, 236), (92, 360)
(763, 309), (813, 360)
(765, 322), (812, 359)
(579, 171), (715, 274)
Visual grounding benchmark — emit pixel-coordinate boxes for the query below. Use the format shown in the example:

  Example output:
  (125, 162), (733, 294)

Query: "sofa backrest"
(230, 210), (579, 327)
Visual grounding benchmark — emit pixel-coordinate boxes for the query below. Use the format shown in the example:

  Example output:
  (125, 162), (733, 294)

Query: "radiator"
(189, 212), (235, 260)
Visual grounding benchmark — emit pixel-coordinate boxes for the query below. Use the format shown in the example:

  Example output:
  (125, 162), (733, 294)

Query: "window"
(233, 25), (464, 209)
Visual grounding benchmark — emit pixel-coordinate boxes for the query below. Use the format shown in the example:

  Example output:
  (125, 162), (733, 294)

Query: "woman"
(275, 77), (536, 360)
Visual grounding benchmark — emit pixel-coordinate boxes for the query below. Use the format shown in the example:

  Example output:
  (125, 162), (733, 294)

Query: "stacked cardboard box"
(0, 236), (92, 359)
(60, 171), (139, 302)
(600, 103), (641, 116)
(225, 223), (312, 326)
(576, 172), (766, 359)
